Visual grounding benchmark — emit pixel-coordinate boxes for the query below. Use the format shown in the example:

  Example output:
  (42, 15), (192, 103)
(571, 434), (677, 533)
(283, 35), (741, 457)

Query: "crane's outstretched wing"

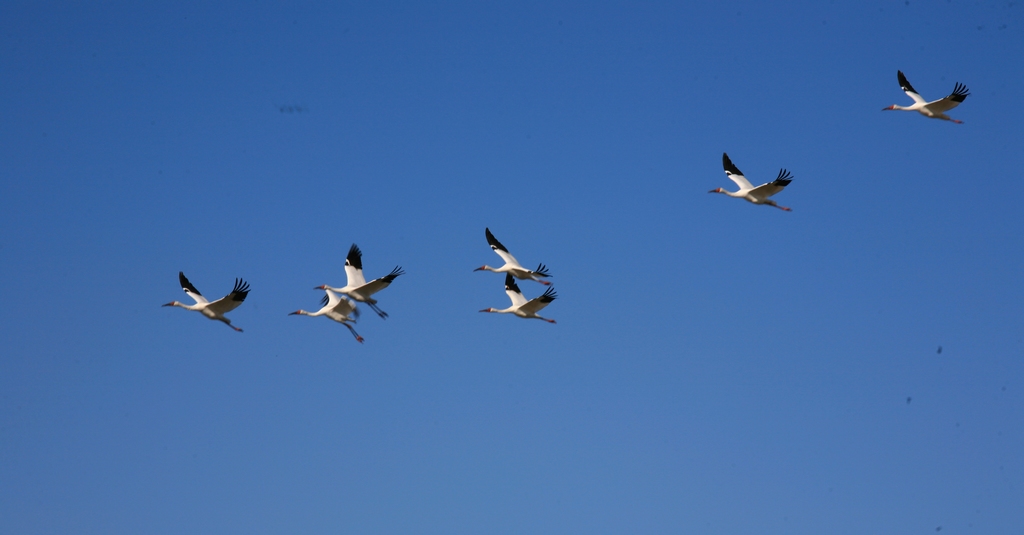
(329, 295), (359, 320)
(344, 244), (367, 287)
(206, 278), (250, 315)
(926, 82), (969, 113)
(319, 289), (341, 310)
(897, 70), (926, 104)
(356, 266), (404, 297)
(504, 273), (528, 307)
(179, 272), (209, 305)
(318, 289), (359, 320)
(486, 228), (522, 267)
(519, 286), (557, 315)
(748, 169), (793, 199)
(722, 153), (754, 191)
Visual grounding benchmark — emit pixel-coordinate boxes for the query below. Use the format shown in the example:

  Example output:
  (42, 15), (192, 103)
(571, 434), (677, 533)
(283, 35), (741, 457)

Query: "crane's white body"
(163, 272), (250, 332)
(319, 244), (403, 319)
(480, 274), (557, 323)
(709, 153), (793, 211)
(289, 288), (364, 343)
(475, 228), (552, 284)
(884, 70), (969, 123)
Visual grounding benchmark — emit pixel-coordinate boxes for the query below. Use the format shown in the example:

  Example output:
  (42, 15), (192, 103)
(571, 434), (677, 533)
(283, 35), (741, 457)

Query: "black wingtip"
(773, 169), (794, 187)
(949, 82), (970, 102)
(231, 278), (250, 302)
(504, 273), (521, 293)
(485, 228), (508, 253)
(897, 70), (917, 94)
(534, 263), (552, 277)
(346, 243), (363, 270)
(178, 272), (202, 296)
(319, 293), (329, 308)
(381, 266), (405, 282)
(722, 153), (743, 176)
(538, 286), (557, 302)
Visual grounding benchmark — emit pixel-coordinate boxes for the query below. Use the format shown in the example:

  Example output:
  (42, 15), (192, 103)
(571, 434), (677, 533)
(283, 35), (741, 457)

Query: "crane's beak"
(161, 302), (175, 307)
(708, 188), (719, 193)
(882, 105), (894, 111)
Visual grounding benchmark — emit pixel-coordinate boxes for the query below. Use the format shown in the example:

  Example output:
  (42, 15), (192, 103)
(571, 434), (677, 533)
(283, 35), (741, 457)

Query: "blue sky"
(1, 1), (1021, 533)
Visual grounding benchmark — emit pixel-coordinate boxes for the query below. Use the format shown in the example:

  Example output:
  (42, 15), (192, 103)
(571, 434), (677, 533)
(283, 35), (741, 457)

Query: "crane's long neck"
(164, 301), (202, 311)
(713, 188), (744, 198)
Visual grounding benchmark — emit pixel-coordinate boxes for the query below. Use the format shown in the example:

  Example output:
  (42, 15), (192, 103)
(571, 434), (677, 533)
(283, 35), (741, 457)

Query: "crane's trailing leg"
(367, 302), (388, 319)
(343, 323), (364, 343)
(219, 318), (243, 332)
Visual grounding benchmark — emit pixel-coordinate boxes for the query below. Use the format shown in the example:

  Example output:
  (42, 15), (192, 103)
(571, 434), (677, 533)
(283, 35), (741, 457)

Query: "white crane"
(479, 273), (557, 323)
(317, 244), (404, 319)
(709, 153), (793, 211)
(162, 272), (250, 332)
(288, 288), (364, 343)
(474, 228), (552, 285)
(883, 70), (969, 123)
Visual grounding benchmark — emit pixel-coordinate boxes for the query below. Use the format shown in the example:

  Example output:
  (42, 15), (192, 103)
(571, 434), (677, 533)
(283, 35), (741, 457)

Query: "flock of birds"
(162, 70), (970, 343)
(163, 229), (558, 343)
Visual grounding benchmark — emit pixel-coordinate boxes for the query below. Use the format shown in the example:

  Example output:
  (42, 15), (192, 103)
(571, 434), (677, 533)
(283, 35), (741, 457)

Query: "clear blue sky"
(1, 1), (1021, 533)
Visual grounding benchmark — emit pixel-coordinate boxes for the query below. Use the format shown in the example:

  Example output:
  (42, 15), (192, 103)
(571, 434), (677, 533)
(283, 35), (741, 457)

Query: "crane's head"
(162, 301), (179, 307)
(314, 284), (328, 290)
(708, 187), (724, 194)
(479, 308), (496, 313)
(288, 310), (307, 316)
(882, 105), (897, 111)
(473, 265), (491, 272)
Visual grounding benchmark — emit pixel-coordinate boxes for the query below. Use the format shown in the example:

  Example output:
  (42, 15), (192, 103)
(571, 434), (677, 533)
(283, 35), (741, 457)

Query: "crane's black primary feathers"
(485, 228), (509, 253)
(948, 82), (970, 102)
(179, 272), (202, 296)
(722, 153), (744, 176)
(772, 169), (794, 187)
(534, 263), (551, 277)
(537, 286), (557, 303)
(229, 279), (250, 302)
(380, 266), (405, 283)
(504, 273), (521, 293)
(320, 293), (330, 308)
(345, 243), (363, 271)
(897, 70), (918, 95)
